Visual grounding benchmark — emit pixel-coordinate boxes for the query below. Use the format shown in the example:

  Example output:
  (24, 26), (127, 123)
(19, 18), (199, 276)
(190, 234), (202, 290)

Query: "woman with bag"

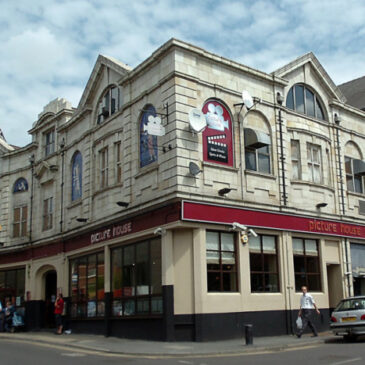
(54, 293), (64, 335)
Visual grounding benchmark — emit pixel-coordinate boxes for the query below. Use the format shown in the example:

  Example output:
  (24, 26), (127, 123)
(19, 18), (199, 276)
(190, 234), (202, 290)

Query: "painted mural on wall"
(140, 105), (158, 167)
(13, 178), (28, 193)
(71, 152), (82, 201)
(202, 100), (233, 166)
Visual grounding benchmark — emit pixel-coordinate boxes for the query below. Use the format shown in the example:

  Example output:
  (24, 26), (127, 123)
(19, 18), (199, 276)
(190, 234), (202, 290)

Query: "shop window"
(286, 84), (326, 120)
(71, 151), (82, 201)
(114, 141), (122, 184)
(44, 129), (55, 157)
(206, 231), (238, 292)
(13, 206), (28, 238)
(202, 100), (234, 167)
(0, 268), (25, 309)
(293, 238), (321, 292)
(290, 140), (301, 180)
(345, 157), (364, 194)
(111, 239), (162, 317)
(42, 197), (53, 231)
(99, 147), (109, 189)
(307, 143), (322, 184)
(140, 105), (158, 168)
(70, 252), (105, 318)
(249, 235), (279, 292)
(96, 86), (121, 124)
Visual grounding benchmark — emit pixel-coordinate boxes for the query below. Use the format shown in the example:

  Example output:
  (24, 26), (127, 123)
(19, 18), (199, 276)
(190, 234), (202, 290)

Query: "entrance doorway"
(44, 270), (57, 328)
(326, 264), (342, 312)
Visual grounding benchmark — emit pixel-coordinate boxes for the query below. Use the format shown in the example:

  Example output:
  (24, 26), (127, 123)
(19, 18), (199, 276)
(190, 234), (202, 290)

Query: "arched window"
(202, 99), (234, 167)
(71, 152), (83, 201)
(96, 85), (121, 124)
(13, 178), (28, 193)
(140, 105), (158, 168)
(286, 84), (325, 120)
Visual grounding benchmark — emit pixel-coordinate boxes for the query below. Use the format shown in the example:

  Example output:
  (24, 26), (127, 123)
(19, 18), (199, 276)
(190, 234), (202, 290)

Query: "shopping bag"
(296, 316), (302, 329)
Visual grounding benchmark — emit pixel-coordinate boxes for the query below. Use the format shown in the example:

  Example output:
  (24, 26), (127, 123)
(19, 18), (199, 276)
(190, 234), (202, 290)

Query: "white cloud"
(0, 0), (364, 146)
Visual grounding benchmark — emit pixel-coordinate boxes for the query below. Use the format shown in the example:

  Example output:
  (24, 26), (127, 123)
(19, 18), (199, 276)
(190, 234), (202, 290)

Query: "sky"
(1, 0), (365, 147)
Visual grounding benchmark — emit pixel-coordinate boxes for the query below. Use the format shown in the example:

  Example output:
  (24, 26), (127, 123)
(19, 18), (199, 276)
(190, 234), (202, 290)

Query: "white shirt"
(300, 293), (316, 309)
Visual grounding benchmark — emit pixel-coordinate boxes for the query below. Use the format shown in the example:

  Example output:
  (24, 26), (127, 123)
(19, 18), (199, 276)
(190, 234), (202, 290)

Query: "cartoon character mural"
(202, 100), (234, 166)
(71, 152), (82, 201)
(140, 105), (158, 168)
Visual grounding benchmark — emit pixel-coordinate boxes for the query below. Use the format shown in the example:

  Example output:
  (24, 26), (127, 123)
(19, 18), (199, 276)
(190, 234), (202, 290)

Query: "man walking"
(297, 285), (320, 338)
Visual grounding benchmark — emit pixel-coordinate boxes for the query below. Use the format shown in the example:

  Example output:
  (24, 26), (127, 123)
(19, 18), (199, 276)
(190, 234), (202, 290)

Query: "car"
(330, 296), (365, 340)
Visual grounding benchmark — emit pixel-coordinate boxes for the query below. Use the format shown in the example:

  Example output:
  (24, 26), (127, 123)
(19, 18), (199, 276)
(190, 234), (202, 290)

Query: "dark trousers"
(298, 309), (317, 336)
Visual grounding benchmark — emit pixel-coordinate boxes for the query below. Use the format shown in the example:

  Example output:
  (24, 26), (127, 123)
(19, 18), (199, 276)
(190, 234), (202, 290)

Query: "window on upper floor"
(42, 197), (53, 231)
(286, 84), (325, 120)
(13, 206), (27, 238)
(140, 105), (158, 168)
(345, 157), (364, 194)
(291, 140), (301, 180)
(97, 86), (121, 124)
(99, 147), (109, 189)
(44, 129), (55, 157)
(114, 141), (122, 184)
(307, 143), (322, 184)
(71, 152), (83, 202)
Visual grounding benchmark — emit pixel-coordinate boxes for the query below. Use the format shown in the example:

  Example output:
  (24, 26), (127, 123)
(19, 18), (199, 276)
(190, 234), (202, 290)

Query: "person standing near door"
(54, 293), (64, 334)
(297, 285), (320, 338)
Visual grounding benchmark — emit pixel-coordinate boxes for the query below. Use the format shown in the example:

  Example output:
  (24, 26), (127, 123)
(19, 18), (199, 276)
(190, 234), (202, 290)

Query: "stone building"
(0, 39), (364, 341)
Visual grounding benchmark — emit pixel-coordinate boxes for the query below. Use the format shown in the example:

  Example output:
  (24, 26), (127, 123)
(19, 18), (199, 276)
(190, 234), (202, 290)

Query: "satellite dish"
(242, 90), (254, 109)
(189, 162), (202, 176)
(188, 109), (207, 133)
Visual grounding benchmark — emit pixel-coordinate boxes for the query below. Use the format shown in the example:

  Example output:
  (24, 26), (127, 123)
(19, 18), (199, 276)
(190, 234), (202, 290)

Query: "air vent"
(359, 200), (365, 215)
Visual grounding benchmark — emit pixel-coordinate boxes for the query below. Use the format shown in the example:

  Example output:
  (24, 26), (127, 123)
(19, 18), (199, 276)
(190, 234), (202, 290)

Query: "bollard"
(245, 324), (253, 345)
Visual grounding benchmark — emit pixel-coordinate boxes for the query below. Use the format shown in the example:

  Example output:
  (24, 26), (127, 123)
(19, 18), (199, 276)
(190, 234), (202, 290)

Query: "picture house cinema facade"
(0, 38), (365, 341)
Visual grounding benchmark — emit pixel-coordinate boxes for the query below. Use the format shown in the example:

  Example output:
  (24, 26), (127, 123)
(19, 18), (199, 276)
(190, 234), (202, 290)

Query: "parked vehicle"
(330, 296), (365, 340)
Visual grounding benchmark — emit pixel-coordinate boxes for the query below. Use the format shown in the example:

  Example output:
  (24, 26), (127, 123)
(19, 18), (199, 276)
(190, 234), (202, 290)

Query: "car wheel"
(343, 334), (357, 342)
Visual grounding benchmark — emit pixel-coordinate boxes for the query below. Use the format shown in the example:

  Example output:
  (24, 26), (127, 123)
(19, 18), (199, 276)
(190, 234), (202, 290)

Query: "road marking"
(178, 361), (194, 364)
(61, 353), (86, 357)
(331, 358), (362, 365)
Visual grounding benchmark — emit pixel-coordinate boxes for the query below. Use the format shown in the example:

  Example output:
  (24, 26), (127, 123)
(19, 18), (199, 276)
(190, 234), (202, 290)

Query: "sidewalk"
(0, 330), (333, 357)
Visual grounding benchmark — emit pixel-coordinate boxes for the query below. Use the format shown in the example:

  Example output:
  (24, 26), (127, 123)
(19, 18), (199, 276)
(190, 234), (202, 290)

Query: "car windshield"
(335, 298), (365, 311)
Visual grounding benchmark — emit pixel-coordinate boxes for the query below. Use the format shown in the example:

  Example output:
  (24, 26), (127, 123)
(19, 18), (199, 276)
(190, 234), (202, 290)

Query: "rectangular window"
(307, 143), (322, 184)
(111, 239), (162, 317)
(70, 252), (105, 318)
(13, 206), (28, 238)
(291, 140), (301, 180)
(293, 238), (321, 292)
(245, 145), (271, 174)
(114, 141), (122, 184)
(206, 231), (238, 292)
(44, 129), (55, 157)
(99, 148), (109, 189)
(345, 157), (364, 194)
(0, 268), (25, 309)
(250, 235), (279, 292)
(42, 197), (53, 231)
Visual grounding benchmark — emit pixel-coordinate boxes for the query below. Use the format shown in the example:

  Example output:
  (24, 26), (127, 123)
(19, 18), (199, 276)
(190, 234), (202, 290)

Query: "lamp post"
(29, 154), (35, 243)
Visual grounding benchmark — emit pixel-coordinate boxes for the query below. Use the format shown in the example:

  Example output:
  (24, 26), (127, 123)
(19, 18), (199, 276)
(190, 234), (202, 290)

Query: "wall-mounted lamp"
(153, 227), (166, 236)
(29, 154), (35, 165)
(316, 203), (328, 209)
(276, 92), (284, 105)
(334, 113), (341, 125)
(218, 188), (232, 197)
(116, 201), (129, 208)
(59, 137), (66, 149)
(76, 218), (88, 223)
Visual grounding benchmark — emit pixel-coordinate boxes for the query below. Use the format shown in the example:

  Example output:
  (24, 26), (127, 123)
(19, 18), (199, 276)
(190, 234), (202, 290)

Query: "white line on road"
(61, 353), (86, 357)
(331, 357), (362, 365)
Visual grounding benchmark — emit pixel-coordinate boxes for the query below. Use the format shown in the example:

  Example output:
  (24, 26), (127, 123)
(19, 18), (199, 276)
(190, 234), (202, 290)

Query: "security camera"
(248, 228), (258, 237)
(153, 227), (166, 236)
(231, 222), (247, 231)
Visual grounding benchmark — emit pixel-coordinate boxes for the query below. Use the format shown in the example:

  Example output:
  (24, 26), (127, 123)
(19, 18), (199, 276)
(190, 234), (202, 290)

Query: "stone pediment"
(35, 161), (59, 180)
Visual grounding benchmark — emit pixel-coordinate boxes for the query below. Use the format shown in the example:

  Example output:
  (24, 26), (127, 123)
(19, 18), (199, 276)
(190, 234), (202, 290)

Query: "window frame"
(245, 144), (271, 174)
(286, 84), (326, 121)
(307, 143), (322, 184)
(97, 86), (120, 124)
(111, 238), (162, 317)
(249, 235), (280, 293)
(42, 197), (53, 231)
(206, 231), (238, 293)
(69, 252), (105, 319)
(114, 141), (122, 184)
(0, 268), (26, 308)
(13, 205), (28, 238)
(44, 129), (55, 157)
(345, 156), (364, 194)
(293, 238), (321, 292)
(290, 139), (301, 180)
(99, 147), (109, 189)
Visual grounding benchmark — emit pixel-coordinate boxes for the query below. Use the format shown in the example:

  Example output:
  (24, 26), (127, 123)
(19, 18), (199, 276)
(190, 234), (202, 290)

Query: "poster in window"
(71, 152), (82, 201)
(13, 178), (28, 193)
(140, 105), (158, 168)
(202, 100), (233, 166)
